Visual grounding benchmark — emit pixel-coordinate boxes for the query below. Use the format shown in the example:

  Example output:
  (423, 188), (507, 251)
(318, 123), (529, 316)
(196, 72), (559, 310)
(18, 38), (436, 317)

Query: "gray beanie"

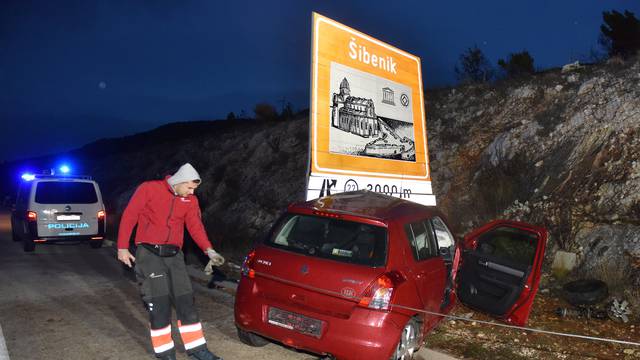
(167, 163), (201, 186)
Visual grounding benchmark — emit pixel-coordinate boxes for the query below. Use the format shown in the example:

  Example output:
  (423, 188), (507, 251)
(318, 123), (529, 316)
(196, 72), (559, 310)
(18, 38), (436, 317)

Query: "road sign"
(307, 13), (435, 206)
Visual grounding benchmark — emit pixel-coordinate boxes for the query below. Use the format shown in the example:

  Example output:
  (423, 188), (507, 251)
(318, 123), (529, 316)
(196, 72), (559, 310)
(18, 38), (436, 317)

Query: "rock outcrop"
(427, 56), (640, 307)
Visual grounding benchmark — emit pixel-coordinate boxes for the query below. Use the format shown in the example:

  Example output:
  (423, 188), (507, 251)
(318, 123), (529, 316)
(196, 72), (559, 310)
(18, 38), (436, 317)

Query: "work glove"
(205, 248), (225, 275)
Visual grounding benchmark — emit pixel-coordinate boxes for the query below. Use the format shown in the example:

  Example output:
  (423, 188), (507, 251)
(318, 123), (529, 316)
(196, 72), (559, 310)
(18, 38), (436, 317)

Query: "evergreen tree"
(280, 102), (294, 120)
(253, 103), (278, 121)
(600, 10), (640, 58)
(497, 51), (535, 78)
(454, 46), (494, 84)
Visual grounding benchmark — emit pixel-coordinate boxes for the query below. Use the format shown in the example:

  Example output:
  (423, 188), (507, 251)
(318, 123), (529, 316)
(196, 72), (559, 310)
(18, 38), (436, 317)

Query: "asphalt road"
(0, 210), (454, 360)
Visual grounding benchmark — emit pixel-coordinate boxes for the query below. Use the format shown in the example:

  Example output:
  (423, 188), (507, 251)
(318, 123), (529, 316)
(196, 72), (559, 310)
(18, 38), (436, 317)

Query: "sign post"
(307, 13), (435, 206)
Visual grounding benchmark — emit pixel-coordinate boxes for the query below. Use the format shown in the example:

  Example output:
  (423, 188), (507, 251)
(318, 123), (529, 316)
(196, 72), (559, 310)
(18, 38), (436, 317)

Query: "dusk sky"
(2, 0), (639, 162)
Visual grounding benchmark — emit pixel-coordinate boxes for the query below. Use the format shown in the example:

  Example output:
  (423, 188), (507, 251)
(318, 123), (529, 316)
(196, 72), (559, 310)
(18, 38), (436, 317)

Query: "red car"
(234, 191), (547, 360)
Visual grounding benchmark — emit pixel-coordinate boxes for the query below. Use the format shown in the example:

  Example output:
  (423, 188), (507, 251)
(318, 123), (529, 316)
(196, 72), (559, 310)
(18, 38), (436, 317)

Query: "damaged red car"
(234, 191), (547, 360)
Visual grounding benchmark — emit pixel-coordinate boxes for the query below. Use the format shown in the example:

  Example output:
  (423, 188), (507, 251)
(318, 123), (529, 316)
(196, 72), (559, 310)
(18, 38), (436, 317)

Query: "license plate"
(267, 307), (323, 338)
(57, 215), (81, 221)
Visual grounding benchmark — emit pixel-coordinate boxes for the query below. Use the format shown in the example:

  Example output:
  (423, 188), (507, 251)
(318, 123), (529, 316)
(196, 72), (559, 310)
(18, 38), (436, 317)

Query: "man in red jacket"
(117, 163), (225, 360)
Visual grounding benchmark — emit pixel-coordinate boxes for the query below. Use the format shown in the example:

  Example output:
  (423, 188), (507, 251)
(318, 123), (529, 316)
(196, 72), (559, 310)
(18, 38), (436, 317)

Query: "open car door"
(455, 220), (547, 326)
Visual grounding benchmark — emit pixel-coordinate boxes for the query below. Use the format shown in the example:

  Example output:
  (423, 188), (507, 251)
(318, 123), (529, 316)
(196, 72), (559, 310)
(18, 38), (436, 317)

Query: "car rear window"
(265, 213), (387, 267)
(35, 181), (98, 204)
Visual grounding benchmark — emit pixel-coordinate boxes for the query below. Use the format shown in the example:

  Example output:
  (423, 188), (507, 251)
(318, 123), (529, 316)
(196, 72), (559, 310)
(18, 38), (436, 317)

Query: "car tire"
(390, 318), (420, 360)
(12, 226), (20, 242)
(236, 327), (269, 347)
(90, 240), (103, 249)
(23, 238), (35, 252)
(562, 279), (609, 306)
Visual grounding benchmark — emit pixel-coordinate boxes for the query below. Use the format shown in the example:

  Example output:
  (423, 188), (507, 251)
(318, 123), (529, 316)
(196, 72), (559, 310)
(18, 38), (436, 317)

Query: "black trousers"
(135, 245), (205, 354)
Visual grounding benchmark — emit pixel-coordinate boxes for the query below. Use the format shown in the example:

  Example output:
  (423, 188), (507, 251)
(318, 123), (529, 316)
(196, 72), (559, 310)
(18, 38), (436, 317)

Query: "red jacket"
(117, 177), (212, 252)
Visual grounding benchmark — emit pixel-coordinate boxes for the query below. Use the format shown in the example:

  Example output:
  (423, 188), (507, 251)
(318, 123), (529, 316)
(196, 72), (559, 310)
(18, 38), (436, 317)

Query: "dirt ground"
(423, 284), (640, 360)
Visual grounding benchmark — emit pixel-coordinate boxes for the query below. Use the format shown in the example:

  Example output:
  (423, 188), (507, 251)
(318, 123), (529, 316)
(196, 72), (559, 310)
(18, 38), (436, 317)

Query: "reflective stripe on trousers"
(178, 321), (207, 350)
(150, 325), (174, 354)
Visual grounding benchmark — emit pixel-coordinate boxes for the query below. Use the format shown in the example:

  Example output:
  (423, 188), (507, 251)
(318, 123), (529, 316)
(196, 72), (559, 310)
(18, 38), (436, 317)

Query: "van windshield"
(265, 213), (387, 267)
(35, 182), (98, 204)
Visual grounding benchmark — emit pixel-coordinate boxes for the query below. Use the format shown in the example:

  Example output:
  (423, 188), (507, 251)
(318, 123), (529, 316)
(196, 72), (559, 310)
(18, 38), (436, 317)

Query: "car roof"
(288, 190), (439, 222)
(31, 175), (96, 183)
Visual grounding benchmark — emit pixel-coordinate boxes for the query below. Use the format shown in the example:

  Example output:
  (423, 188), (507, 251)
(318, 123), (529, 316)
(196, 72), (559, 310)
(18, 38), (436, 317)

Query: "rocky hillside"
(3, 56), (639, 311)
(427, 56), (640, 308)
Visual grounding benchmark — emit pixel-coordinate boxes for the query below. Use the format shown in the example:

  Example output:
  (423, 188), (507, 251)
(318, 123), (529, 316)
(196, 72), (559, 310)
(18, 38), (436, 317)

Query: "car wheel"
(236, 327), (269, 347)
(11, 226), (20, 242)
(390, 318), (420, 360)
(562, 279), (609, 306)
(23, 238), (35, 252)
(90, 240), (103, 249)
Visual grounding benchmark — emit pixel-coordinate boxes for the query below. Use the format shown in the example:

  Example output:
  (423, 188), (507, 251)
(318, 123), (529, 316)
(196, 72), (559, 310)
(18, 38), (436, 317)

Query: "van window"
(266, 214), (387, 267)
(35, 182), (98, 204)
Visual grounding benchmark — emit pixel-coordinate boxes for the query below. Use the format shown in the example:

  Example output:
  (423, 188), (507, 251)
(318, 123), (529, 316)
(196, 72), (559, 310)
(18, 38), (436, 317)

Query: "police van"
(11, 173), (106, 252)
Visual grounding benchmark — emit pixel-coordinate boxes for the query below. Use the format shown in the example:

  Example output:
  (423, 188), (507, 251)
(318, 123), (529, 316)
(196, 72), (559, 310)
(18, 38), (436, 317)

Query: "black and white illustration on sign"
(329, 62), (416, 162)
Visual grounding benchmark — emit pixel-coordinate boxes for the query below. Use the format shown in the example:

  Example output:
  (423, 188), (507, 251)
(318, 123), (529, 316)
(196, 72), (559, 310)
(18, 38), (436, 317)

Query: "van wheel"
(23, 238), (35, 252)
(236, 327), (269, 347)
(90, 240), (103, 249)
(390, 318), (419, 360)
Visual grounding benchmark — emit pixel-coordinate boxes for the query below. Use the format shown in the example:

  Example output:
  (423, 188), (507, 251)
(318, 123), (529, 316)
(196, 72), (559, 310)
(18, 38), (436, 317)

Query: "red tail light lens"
(358, 271), (405, 310)
(27, 211), (37, 221)
(241, 249), (257, 279)
(312, 210), (342, 219)
(97, 210), (106, 219)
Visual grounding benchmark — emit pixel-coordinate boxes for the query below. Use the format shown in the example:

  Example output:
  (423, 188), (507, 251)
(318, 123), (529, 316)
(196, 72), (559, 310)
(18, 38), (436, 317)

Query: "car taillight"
(241, 249), (256, 279)
(27, 211), (37, 221)
(358, 271), (405, 310)
(312, 210), (342, 219)
(97, 210), (106, 219)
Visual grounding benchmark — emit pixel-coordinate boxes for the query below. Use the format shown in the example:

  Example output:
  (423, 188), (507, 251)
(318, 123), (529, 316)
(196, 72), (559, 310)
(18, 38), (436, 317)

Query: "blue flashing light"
(21, 173), (36, 181)
(59, 165), (71, 174)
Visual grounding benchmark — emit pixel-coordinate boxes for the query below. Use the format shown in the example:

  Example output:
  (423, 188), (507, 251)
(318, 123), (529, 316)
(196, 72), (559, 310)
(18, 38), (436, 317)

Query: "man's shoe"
(188, 348), (223, 360)
(156, 353), (177, 360)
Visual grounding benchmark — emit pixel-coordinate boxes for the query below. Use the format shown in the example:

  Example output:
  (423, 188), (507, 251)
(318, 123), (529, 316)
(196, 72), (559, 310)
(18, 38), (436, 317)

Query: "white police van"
(11, 173), (106, 252)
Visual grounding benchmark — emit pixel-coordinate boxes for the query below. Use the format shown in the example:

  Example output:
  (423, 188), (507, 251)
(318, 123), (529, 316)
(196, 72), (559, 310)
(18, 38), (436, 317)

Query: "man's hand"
(118, 249), (136, 268)
(205, 248), (225, 267)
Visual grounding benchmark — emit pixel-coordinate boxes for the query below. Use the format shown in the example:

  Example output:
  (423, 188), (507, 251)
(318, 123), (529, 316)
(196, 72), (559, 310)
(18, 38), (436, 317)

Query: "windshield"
(35, 181), (98, 204)
(265, 213), (388, 267)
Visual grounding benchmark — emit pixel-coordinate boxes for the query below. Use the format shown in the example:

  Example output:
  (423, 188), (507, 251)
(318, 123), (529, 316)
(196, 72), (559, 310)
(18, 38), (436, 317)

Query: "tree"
(280, 102), (294, 120)
(454, 46), (494, 84)
(599, 10), (640, 58)
(226, 112), (237, 121)
(497, 51), (535, 78)
(253, 103), (278, 121)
